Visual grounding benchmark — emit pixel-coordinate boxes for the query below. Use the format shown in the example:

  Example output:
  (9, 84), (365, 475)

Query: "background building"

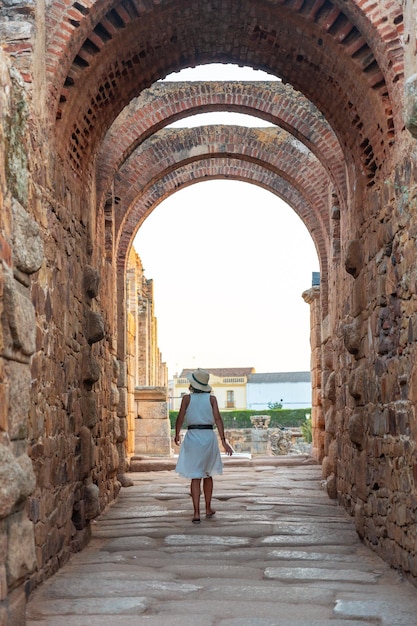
(170, 368), (255, 411)
(169, 368), (311, 411)
(247, 372), (311, 410)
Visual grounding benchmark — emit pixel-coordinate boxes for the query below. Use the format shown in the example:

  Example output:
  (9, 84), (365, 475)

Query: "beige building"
(170, 368), (255, 411)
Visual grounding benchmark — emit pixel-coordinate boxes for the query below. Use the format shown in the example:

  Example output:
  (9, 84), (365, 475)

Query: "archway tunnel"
(1, 0), (417, 621)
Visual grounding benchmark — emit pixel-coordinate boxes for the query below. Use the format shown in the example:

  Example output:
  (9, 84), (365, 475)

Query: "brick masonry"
(0, 0), (417, 624)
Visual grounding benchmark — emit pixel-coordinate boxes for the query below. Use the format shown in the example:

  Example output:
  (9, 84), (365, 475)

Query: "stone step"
(129, 453), (316, 472)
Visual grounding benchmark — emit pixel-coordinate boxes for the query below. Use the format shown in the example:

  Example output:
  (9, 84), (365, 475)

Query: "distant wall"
(247, 382), (312, 410)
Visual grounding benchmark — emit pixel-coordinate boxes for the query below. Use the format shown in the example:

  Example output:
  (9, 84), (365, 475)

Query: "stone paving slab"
(26, 463), (417, 626)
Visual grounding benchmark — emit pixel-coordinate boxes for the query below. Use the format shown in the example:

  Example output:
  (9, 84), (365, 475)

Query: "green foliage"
(169, 408), (309, 430)
(300, 418), (312, 443)
(267, 401), (283, 410)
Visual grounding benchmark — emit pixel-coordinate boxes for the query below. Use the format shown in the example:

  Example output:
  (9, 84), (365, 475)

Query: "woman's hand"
(222, 439), (234, 456)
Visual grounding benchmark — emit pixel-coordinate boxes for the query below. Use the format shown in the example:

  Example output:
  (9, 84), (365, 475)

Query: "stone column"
(302, 285), (323, 462)
(134, 386), (172, 456)
(250, 415), (271, 456)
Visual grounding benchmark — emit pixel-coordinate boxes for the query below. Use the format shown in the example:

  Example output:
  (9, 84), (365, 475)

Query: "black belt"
(188, 425), (213, 430)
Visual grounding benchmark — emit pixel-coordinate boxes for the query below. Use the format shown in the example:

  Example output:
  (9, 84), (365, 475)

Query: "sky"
(133, 64), (320, 379)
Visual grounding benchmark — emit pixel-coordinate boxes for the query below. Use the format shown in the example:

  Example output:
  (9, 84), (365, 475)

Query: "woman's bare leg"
(203, 476), (215, 517)
(190, 479), (201, 521)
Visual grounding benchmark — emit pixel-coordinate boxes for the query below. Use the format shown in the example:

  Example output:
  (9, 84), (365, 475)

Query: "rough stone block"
(80, 394), (98, 429)
(0, 564), (6, 602)
(108, 443), (119, 475)
(324, 406), (336, 436)
(81, 347), (100, 389)
(118, 416), (128, 442)
(79, 426), (94, 480)
(0, 382), (8, 431)
(343, 317), (362, 355)
(345, 239), (362, 277)
(110, 384), (119, 407)
(6, 510), (36, 586)
(117, 360), (127, 387)
(348, 409), (365, 448)
(323, 371), (336, 402)
(1, 265), (36, 360)
(5, 586), (27, 626)
(83, 265), (100, 298)
(11, 197), (44, 275)
(0, 445), (21, 518)
(117, 387), (128, 417)
(86, 310), (105, 344)
(348, 364), (368, 405)
(84, 483), (100, 520)
(5, 360), (31, 440)
(137, 400), (168, 421)
(136, 417), (170, 438)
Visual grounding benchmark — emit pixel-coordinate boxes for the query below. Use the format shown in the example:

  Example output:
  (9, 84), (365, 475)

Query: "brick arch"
(96, 80), (347, 213)
(46, 0), (403, 183)
(112, 125), (331, 244)
(113, 158), (329, 361)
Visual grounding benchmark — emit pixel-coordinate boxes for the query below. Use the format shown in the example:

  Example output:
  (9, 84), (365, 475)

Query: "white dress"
(175, 393), (223, 479)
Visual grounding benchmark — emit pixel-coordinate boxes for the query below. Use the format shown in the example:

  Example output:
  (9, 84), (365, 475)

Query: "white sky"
(133, 64), (320, 378)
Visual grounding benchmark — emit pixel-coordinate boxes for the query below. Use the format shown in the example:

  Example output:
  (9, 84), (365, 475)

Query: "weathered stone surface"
(118, 417), (128, 442)
(25, 464), (417, 626)
(345, 240), (362, 278)
(0, 445), (21, 518)
(83, 265), (100, 298)
(79, 427), (94, 480)
(86, 310), (105, 345)
(117, 387), (128, 418)
(84, 483), (100, 520)
(343, 317), (362, 355)
(5, 360), (31, 440)
(348, 364), (369, 405)
(326, 472), (337, 499)
(80, 394), (98, 429)
(81, 347), (100, 389)
(348, 409), (365, 449)
(117, 361), (127, 388)
(323, 371), (336, 403)
(1, 265), (36, 360)
(108, 443), (120, 475)
(110, 384), (119, 407)
(6, 510), (36, 586)
(11, 197), (44, 275)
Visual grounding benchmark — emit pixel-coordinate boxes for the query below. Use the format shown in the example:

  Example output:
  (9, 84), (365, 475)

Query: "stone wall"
(330, 164), (417, 581)
(0, 35), (131, 626)
(0, 47), (39, 625)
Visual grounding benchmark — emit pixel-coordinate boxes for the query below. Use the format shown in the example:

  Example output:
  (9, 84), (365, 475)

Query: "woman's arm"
(174, 395), (190, 445)
(210, 395), (233, 456)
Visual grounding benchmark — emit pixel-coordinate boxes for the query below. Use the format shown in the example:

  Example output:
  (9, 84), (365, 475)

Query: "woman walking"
(174, 368), (233, 523)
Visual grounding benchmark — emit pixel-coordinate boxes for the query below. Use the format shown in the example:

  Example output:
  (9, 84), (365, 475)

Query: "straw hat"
(187, 368), (212, 392)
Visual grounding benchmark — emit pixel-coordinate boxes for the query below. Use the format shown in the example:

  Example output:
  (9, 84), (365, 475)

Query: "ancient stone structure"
(1, 0), (417, 623)
(126, 248), (169, 456)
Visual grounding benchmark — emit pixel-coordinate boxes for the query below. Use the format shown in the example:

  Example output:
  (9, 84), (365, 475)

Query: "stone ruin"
(225, 416), (309, 457)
